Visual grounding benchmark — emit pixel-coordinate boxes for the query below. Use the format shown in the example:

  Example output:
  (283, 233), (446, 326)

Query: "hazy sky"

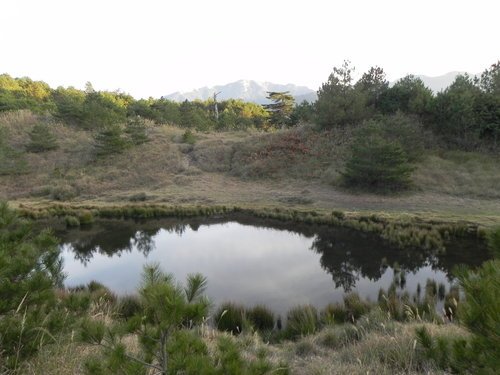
(1, 0), (498, 98)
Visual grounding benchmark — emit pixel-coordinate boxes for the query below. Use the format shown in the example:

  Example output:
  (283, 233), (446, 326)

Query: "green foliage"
(26, 123), (59, 152)
(263, 91), (295, 127)
(321, 303), (348, 325)
(93, 124), (131, 157)
(416, 257), (500, 374)
(78, 210), (94, 225)
(316, 60), (369, 128)
(81, 264), (211, 374)
(486, 226), (500, 258)
(285, 305), (318, 339)
(182, 129), (196, 144)
(216, 302), (245, 334)
(246, 305), (275, 331)
(342, 123), (414, 192)
(343, 292), (372, 322)
(65, 215), (80, 227)
(379, 75), (434, 118)
(291, 100), (315, 124)
(0, 126), (29, 175)
(0, 202), (64, 367)
(456, 259), (500, 372)
(116, 295), (142, 320)
(125, 116), (149, 145)
(0, 74), (54, 112)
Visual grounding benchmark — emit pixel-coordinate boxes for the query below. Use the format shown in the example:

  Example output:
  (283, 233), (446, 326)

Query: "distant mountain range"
(163, 72), (474, 104)
(163, 80), (316, 104)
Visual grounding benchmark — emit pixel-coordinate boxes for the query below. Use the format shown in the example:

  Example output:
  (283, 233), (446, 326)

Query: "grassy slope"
(1, 110), (500, 226)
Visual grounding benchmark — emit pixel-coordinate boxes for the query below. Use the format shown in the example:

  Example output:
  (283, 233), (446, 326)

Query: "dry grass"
(10, 301), (470, 375)
(1, 111), (500, 225)
(414, 151), (500, 199)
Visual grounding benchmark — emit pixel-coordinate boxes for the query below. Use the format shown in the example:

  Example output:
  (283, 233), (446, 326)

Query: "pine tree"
(263, 91), (295, 127)
(342, 125), (414, 192)
(26, 123), (58, 152)
(0, 202), (64, 367)
(93, 124), (130, 157)
(125, 116), (149, 145)
(0, 127), (28, 175)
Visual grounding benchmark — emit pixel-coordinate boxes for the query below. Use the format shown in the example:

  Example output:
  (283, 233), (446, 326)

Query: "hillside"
(1, 111), (499, 224)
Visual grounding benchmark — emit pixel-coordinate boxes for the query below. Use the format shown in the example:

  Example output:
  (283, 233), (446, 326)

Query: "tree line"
(315, 60), (500, 150)
(0, 76), (270, 131)
(1, 60), (498, 149)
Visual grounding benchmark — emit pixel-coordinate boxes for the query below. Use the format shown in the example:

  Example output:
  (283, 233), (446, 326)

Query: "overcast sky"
(1, 0), (498, 98)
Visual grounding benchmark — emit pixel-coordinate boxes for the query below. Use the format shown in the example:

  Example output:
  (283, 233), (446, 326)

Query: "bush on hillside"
(93, 124), (131, 157)
(342, 123), (414, 192)
(26, 123), (58, 152)
(0, 127), (29, 175)
(125, 116), (149, 145)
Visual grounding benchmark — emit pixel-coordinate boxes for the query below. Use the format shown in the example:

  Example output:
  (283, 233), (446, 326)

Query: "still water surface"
(58, 217), (488, 316)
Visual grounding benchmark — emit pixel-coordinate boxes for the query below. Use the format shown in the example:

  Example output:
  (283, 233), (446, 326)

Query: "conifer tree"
(125, 116), (149, 145)
(93, 124), (130, 157)
(342, 124), (414, 191)
(0, 202), (64, 367)
(263, 91), (295, 127)
(26, 123), (58, 152)
(0, 127), (28, 175)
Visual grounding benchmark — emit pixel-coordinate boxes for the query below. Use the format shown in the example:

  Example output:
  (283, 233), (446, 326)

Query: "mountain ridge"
(164, 72), (475, 104)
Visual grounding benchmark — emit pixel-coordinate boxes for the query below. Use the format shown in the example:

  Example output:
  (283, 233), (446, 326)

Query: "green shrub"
(80, 264), (212, 375)
(456, 260), (500, 372)
(166, 330), (213, 375)
(182, 129), (196, 145)
(321, 303), (348, 324)
(216, 302), (245, 334)
(63, 291), (92, 313)
(246, 305), (275, 331)
(26, 123), (58, 152)
(416, 259), (500, 374)
(124, 116), (149, 145)
(343, 292), (372, 321)
(294, 340), (316, 357)
(0, 202), (64, 367)
(93, 124), (131, 157)
(0, 127), (29, 175)
(486, 226), (500, 257)
(332, 210), (345, 220)
(65, 215), (80, 227)
(78, 210), (94, 225)
(116, 295), (142, 319)
(286, 305), (318, 339)
(342, 124), (414, 192)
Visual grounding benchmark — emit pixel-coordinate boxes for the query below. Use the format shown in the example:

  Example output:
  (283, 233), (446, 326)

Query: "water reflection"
(57, 217), (489, 315)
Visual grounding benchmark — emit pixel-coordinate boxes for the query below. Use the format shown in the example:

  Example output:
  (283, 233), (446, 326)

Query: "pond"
(55, 216), (490, 316)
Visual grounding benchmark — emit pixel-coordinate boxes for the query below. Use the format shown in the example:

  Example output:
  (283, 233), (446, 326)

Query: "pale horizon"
(1, 0), (499, 99)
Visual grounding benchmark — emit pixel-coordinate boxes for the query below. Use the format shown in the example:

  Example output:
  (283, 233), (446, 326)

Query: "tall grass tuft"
(286, 305), (318, 339)
(215, 302), (245, 334)
(246, 305), (275, 331)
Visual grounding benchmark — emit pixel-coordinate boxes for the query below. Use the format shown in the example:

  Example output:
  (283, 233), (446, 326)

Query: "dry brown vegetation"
(18, 306), (465, 375)
(1, 110), (500, 225)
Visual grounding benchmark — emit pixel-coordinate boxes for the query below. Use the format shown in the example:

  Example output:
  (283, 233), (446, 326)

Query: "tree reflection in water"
(310, 226), (489, 292)
(58, 217), (490, 293)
